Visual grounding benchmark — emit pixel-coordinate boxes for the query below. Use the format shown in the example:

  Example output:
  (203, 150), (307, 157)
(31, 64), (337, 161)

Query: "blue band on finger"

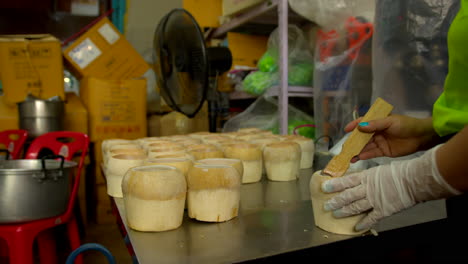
(359, 122), (369, 127)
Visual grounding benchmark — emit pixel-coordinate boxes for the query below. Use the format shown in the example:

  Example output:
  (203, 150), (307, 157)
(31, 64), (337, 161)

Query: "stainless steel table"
(112, 168), (446, 263)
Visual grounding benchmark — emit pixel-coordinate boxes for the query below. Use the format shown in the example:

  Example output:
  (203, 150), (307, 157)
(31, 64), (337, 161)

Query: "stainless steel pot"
(17, 97), (64, 138)
(0, 156), (77, 223)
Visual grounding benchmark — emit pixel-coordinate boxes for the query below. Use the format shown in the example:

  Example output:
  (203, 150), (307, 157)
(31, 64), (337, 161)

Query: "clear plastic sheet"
(313, 16), (374, 146)
(289, 0), (375, 29)
(371, 0), (460, 118)
(222, 95), (315, 138)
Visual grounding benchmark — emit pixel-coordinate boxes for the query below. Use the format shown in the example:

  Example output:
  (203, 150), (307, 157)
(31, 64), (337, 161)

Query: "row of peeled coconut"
(101, 128), (314, 232)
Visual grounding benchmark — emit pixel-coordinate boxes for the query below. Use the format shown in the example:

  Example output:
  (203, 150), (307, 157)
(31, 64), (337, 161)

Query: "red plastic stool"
(0, 131), (89, 264)
(0, 129), (28, 159)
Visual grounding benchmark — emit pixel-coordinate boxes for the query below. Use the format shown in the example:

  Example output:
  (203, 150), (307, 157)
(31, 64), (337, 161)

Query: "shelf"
(211, 0), (309, 38)
(228, 90), (258, 100)
(267, 85), (313, 97)
(228, 86), (313, 100)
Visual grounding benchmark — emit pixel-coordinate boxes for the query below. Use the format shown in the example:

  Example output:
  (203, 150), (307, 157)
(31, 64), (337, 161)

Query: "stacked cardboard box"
(63, 17), (150, 224)
(0, 34), (65, 105)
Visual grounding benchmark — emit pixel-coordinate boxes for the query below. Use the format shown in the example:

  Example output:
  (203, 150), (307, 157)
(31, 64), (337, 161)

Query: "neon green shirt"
(433, 0), (468, 136)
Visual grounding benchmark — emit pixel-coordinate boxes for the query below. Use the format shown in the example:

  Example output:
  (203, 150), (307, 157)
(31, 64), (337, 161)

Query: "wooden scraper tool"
(322, 97), (393, 178)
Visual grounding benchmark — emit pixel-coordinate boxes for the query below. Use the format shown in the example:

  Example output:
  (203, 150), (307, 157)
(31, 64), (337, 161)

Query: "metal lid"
(0, 159), (77, 175)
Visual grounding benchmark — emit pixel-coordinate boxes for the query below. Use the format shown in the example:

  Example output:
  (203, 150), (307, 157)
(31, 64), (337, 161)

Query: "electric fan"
(153, 8), (232, 120)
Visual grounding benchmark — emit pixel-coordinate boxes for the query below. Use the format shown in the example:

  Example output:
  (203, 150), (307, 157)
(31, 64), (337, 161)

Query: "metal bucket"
(0, 156), (77, 223)
(17, 97), (64, 138)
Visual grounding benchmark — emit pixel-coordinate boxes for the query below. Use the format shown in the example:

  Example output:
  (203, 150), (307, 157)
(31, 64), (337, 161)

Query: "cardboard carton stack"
(63, 17), (150, 224)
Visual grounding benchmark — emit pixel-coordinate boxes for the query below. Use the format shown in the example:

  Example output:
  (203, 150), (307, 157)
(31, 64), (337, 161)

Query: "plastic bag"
(222, 95), (315, 139)
(242, 25), (314, 95)
(289, 0), (375, 30)
(313, 16), (374, 144)
(371, 0), (460, 118)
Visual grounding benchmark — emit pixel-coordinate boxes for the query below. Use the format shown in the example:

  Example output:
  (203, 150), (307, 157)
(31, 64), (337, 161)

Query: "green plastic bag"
(242, 71), (278, 96)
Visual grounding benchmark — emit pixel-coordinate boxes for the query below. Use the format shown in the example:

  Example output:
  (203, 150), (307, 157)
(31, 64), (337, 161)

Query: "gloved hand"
(321, 144), (461, 231)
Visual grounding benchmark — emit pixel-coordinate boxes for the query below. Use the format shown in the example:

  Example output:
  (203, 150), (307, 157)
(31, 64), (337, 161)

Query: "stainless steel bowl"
(17, 98), (64, 138)
(0, 158), (77, 223)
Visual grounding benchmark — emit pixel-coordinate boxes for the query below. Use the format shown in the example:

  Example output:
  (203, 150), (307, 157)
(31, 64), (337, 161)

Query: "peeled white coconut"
(235, 133), (260, 142)
(151, 152), (194, 161)
(263, 141), (301, 182)
(237, 128), (262, 133)
(172, 138), (202, 147)
(135, 137), (159, 146)
(217, 140), (246, 151)
(188, 148), (224, 160)
(187, 164), (241, 222)
(106, 154), (146, 197)
(167, 135), (191, 141)
(145, 142), (183, 151)
(144, 158), (193, 179)
(144, 157), (193, 210)
(249, 137), (280, 150)
(223, 143), (262, 184)
(103, 143), (141, 163)
(122, 165), (186, 232)
(283, 135), (314, 169)
(195, 158), (243, 177)
(186, 144), (218, 152)
(147, 146), (185, 159)
(105, 148), (146, 167)
(141, 140), (175, 150)
(188, 131), (213, 140)
(222, 132), (240, 139)
(102, 138), (133, 152)
(249, 137), (280, 174)
(101, 139), (134, 160)
(309, 170), (367, 235)
(202, 135), (230, 145)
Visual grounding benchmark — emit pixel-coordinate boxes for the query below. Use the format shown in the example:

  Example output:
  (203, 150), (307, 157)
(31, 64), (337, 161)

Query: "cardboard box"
(147, 115), (162, 137)
(0, 34), (65, 105)
(183, 0), (222, 28)
(0, 97), (19, 131)
(64, 92), (88, 134)
(147, 102), (209, 137)
(227, 32), (268, 68)
(193, 101), (209, 132)
(222, 0), (265, 16)
(63, 17), (150, 79)
(80, 77), (147, 141)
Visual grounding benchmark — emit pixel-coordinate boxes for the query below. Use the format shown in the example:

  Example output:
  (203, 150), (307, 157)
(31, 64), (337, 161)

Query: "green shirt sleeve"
(433, 0), (468, 136)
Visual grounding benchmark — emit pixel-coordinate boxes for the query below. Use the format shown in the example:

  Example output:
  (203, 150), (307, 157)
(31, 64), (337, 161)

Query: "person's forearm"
(436, 125), (468, 192)
(417, 117), (441, 150)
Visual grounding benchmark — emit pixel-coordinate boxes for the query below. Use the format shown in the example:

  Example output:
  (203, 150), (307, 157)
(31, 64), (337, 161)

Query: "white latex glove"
(321, 144), (461, 231)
